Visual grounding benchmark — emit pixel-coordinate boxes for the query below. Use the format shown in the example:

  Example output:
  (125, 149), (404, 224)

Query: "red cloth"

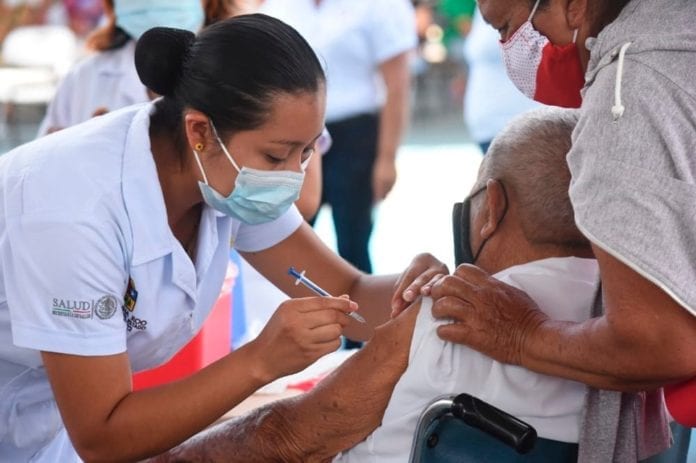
(665, 378), (696, 427)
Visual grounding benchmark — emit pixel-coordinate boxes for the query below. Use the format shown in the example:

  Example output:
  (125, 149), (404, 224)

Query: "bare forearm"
(377, 76), (409, 162)
(152, 403), (306, 463)
(522, 245), (696, 391)
(153, 309), (418, 462)
(523, 317), (693, 391)
(58, 344), (268, 462)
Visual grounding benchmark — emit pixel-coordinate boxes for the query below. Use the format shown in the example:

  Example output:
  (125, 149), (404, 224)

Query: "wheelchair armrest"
(409, 394), (537, 463)
(451, 393), (537, 453)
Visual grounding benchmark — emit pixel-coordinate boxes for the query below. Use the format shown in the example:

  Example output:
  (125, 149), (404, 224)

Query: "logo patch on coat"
(95, 295), (119, 320)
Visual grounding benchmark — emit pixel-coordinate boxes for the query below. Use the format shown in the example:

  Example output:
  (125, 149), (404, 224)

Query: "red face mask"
(499, 0), (585, 108)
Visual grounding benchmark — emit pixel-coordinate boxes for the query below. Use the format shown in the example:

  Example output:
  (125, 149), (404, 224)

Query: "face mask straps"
(453, 181), (510, 266)
(209, 119), (242, 173)
(472, 182), (509, 264)
(528, 0), (542, 23)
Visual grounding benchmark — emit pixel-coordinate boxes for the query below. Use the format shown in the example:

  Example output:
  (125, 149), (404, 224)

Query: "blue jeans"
(316, 113), (379, 274)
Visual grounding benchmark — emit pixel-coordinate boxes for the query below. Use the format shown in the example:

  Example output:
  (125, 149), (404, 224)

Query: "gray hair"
(475, 107), (588, 249)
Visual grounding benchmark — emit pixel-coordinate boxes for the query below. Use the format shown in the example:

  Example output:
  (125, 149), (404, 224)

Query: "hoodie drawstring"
(612, 42), (633, 121)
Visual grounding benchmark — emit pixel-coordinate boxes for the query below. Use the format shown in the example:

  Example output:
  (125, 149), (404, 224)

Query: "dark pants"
(316, 113), (379, 274)
(479, 141), (492, 155)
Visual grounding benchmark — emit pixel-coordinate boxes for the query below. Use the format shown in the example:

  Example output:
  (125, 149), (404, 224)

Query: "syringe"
(288, 267), (367, 324)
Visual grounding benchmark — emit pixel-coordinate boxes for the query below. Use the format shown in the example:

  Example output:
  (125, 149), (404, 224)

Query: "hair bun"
(135, 27), (195, 97)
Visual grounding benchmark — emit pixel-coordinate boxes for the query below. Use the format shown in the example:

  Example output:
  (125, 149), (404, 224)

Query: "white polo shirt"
(336, 257), (599, 463)
(259, 0), (416, 123)
(37, 40), (149, 137)
(0, 103), (303, 461)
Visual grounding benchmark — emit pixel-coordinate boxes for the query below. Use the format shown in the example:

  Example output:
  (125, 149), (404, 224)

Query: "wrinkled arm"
(431, 246), (696, 392)
(522, 244), (696, 391)
(151, 302), (421, 462)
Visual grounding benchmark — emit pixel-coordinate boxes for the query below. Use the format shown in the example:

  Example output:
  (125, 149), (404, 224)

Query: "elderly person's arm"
(152, 302), (420, 462)
(429, 246), (696, 392)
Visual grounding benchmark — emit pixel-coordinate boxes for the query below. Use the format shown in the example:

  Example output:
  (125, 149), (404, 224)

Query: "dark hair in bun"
(136, 14), (325, 145)
(135, 27), (195, 97)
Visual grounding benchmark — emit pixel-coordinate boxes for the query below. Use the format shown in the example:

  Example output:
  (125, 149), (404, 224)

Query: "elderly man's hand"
(391, 253), (448, 318)
(429, 264), (548, 366)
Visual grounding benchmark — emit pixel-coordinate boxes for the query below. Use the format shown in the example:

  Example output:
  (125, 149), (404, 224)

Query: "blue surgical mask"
(115, 0), (205, 40)
(193, 123), (307, 225)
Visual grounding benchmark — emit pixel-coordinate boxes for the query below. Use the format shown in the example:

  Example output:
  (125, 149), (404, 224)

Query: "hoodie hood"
(583, 0), (696, 119)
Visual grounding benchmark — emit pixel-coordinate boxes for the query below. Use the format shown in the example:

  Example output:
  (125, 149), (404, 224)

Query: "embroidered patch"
(123, 278), (138, 312)
(95, 295), (119, 320)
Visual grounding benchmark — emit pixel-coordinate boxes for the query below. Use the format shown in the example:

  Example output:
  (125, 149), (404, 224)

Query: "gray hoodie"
(567, 0), (696, 460)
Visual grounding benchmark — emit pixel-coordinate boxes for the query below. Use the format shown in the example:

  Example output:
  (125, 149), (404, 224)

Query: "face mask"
(193, 122), (306, 225)
(452, 183), (508, 266)
(115, 0), (204, 40)
(500, 0), (585, 108)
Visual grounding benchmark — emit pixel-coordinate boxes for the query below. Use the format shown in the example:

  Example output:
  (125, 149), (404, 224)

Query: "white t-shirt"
(37, 40), (149, 137)
(336, 257), (599, 463)
(259, 0), (417, 123)
(0, 103), (303, 461)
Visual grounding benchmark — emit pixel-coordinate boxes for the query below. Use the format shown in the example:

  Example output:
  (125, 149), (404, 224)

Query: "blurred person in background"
(463, 8), (540, 154)
(435, 0), (475, 104)
(61, 0), (103, 37)
(259, 0), (417, 276)
(37, 0), (206, 136)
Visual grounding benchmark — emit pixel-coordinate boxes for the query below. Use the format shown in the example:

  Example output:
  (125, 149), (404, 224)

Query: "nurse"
(0, 15), (445, 462)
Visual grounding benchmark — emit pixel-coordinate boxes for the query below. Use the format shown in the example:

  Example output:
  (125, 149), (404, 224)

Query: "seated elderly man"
(337, 107), (596, 462)
(153, 107), (595, 463)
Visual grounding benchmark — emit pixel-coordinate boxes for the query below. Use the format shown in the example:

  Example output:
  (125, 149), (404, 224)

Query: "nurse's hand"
(429, 264), (547, 365)
(250, 296), (356, 382)
(390, 253), (448, 318)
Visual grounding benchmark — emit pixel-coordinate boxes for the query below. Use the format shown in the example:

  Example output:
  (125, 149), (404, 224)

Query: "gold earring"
(195, 143), (204, 151)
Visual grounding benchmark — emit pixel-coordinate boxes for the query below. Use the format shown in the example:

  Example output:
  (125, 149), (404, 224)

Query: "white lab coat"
(37, 40), (149, 136)
(336, 257), (599, 463)
(0, 103), (303, 461)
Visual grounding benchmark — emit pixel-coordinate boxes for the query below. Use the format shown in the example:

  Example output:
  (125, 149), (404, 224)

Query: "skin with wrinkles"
(150, 302), (421, 463)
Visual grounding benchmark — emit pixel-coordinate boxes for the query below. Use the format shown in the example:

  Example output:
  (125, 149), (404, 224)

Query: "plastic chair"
(409, 394), (579, 463)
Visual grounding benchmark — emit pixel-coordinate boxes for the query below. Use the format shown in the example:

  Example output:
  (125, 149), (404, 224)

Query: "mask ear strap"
(192, 149), (209, 184)
(572, 29), (579, 43)
(472, 181), (510, 265)
(528, 0), (542, 22)
(209, 119), (242, 173)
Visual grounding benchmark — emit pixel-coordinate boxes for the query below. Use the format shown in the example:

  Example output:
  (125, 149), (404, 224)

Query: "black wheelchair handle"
(451, 393), (537, 454)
